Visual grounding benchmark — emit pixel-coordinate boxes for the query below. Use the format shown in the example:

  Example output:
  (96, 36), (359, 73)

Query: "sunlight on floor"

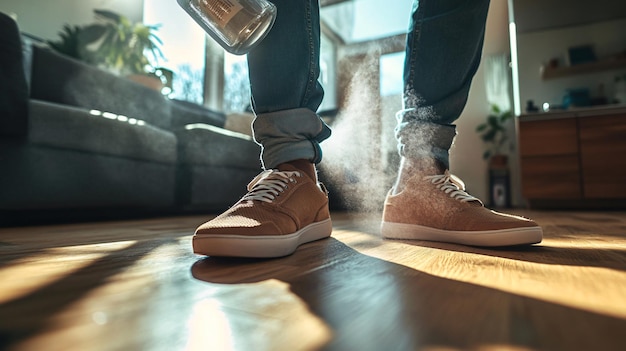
(185, 279), (333, 351)
(0, 240), (137, 304)
(335, 228), (626, 320)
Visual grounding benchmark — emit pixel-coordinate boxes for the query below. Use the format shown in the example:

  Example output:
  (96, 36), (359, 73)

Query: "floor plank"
(0, 211), (625, 351)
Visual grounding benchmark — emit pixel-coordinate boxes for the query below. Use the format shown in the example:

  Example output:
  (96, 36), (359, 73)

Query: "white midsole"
(193, 218), (333, 257)
(381, 221), (543, 247)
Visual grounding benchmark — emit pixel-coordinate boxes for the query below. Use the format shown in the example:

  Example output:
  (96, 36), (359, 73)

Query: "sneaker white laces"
(242, 170), (301, 203)
(424, 171), (483, 204)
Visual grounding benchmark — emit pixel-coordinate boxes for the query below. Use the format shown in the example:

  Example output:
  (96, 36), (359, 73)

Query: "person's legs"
(382, 0), (543, 246)
(248, 0), (331, 170)
(396, 0), (489, 169)
(193, 0), (332, 258)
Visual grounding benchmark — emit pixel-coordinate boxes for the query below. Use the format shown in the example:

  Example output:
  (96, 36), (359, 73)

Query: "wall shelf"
(541, 57), (626, 80)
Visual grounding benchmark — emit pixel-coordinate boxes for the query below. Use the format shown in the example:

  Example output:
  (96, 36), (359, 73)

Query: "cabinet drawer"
(520, 156), (582, 199)
(579, 114), (626, 198)
(518, 118), (579, 157)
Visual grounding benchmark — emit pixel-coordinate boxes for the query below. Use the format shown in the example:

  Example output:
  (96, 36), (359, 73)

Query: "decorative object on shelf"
(526, 100), (539, 113)
(590, 83), (608, 106)
(562, 87), (591, 108)
(476, 103), (514, 208)
(567, 44), (596, 66)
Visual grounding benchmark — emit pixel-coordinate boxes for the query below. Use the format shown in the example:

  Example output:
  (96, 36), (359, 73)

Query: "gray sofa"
(0, 12), (261, 223)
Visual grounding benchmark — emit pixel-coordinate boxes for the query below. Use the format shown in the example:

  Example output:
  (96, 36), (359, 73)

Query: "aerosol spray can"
(177, 0), (277, 55)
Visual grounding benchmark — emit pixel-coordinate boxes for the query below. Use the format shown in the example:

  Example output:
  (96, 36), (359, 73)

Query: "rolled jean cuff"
(395, 108), (457, 169)
(253, 108), (331, 169)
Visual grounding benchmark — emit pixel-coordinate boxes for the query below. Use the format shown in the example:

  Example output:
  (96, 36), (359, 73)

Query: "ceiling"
(512, 0), (626, 33)
(321, 0), (626, 41)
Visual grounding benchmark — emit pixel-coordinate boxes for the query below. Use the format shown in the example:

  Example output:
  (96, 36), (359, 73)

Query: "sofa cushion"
(0, 12), (28, 137)
(0, 142), (176, 210)
(29, 45), (173, 130)
(176, 123), (259, 168)
(28, 99), (177, 164)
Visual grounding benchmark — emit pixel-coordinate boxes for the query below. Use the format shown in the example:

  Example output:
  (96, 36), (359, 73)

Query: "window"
(143, 0), (206, 103)
(379, 51), (405, 96)
(223, 53), (250, 113)
(145, 1), (339, 112)
(222, 31), (337, 113)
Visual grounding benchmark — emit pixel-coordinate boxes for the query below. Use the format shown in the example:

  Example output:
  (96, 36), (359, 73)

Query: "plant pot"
(127, 74), (164, 93)
(488, 154), (510, 208)
(489, 154), (508, 169)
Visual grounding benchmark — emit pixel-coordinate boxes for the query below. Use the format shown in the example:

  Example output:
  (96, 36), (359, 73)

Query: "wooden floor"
(1, 210), (626, 351)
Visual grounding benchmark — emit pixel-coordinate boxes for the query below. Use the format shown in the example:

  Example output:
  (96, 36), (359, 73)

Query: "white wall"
(0, 0), (144, 40)
(450, 0), (516, 205)
(517, 18), (626, 109)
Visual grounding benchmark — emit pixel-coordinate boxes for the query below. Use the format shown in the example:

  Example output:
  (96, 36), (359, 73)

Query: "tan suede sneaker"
(193, 164), (332, 257)
(381, 170), (542, 246)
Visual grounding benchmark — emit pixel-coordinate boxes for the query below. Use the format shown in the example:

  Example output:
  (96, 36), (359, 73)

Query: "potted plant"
(476, 103), (514, 208)
(476, 103), (514, 167)
(47, 24), (83, 60)
(48, 9), (168, 91)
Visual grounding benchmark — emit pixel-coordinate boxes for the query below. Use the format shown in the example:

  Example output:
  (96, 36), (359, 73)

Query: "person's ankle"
(278, 159), (317, 181)
(392, 157), (445, 194)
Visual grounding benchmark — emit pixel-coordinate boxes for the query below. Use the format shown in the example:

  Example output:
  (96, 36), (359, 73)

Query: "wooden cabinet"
(579, 115), (626, 198)
(518, 109), (626, 208)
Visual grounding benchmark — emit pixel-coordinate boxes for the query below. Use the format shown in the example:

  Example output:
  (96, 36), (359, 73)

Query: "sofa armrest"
(0, 12), (28, 137)
(169, 99), (226, 129)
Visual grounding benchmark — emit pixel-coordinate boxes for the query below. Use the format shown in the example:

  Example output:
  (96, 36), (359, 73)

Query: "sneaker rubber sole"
(193, 218), (333, 258)
(381, 221), (543, 247)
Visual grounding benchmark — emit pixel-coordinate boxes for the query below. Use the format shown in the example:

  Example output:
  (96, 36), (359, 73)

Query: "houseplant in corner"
(47, 24), (83, 60)
(476, 103), (514, 167)
(476, 103), (514, 207)
(87, 9), (167, 90)
(49, 9), (169, 91)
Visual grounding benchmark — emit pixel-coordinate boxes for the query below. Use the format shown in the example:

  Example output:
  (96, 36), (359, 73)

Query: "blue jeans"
(248, 0), (490, 169)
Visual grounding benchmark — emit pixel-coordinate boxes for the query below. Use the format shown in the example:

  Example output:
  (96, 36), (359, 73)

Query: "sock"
(278, 159), (317, 181)
(393, 157), (445, 194)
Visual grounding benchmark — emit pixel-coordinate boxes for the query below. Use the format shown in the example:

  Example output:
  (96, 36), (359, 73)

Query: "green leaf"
(487, 115), (502, 130)
(78, 24), (107, 44)
(94, 9), (121, 24)
(47, 24), (82, 59)
(482, 129), (497, 142)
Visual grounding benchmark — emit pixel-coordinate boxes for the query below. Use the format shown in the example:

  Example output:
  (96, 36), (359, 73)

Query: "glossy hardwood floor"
(1, 210), (626, 351)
